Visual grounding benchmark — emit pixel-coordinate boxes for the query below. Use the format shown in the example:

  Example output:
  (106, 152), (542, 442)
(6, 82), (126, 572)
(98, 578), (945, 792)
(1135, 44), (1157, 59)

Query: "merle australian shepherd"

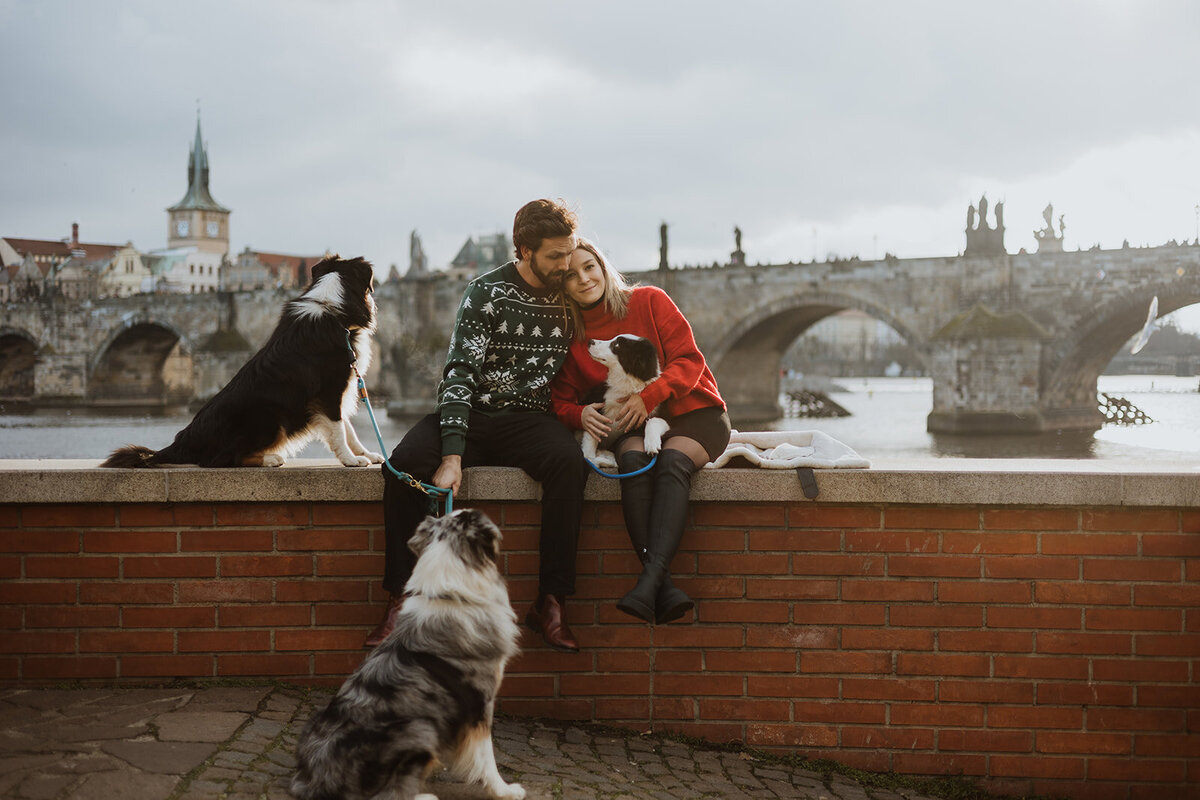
(581, 333), (669, 468)
(100, 255), (384, 469)
(292, 508), (524, 800)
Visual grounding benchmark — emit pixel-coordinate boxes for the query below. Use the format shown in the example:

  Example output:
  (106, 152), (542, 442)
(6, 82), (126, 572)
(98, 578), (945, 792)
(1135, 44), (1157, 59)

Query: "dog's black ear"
(459, 509), (501, 567)
(625, 338), (661, 382)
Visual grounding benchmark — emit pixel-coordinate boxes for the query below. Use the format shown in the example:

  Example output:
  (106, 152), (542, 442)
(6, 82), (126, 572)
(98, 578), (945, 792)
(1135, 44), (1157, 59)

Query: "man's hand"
(614, 394), (649, 431)
(432, 454), (462, 495)
(581, 402), (612, 442)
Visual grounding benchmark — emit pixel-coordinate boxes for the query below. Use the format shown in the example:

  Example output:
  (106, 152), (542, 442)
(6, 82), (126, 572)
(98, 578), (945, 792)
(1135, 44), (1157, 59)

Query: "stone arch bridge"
(2, 244), (1198, 433)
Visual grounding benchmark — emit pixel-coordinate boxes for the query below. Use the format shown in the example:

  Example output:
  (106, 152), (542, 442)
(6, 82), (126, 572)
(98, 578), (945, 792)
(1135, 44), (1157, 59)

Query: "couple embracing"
(367, 199), (730, 653)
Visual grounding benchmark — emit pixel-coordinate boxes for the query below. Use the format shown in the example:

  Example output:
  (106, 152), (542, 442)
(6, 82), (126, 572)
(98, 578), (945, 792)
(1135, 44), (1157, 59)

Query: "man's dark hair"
(512, 199), (577, 261)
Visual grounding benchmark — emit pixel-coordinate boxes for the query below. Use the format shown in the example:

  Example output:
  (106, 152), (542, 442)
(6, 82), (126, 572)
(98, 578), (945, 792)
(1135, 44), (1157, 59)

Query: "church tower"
(166, 115), (230, 256)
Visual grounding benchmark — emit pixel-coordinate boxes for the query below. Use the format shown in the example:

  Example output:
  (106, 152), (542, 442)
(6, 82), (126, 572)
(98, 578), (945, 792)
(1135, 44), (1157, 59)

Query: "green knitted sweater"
(437, 261), (574, 456)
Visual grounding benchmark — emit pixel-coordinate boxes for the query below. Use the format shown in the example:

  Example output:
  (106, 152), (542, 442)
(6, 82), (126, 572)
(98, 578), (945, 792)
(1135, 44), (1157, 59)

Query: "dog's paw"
(363, 450), (385, 464)
(415, 793), (440, 800)
(643, 417), (669, 454)
(594, 450), (618, 470)
(340, 454), (373, 467)
(262, 454), (285, 468)
(492, 783), (525, 800)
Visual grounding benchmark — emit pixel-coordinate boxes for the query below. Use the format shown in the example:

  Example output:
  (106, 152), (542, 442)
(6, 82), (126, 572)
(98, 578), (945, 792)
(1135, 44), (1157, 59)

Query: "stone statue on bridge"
(408, 230), (428, 276)
(1034, 202), (1065, 253)
(731, 225), (746, 266)
(964, 193), (1006, 257)
(659, 222), (669, 270)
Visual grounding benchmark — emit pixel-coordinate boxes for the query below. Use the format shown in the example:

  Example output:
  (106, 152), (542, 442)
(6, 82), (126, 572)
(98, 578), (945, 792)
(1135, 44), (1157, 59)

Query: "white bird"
(1130, 296), (1159, 355)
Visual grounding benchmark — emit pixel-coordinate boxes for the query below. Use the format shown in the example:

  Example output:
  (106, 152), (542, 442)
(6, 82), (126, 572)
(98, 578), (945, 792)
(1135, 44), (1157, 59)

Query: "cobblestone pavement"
(0, 686), (948, 800)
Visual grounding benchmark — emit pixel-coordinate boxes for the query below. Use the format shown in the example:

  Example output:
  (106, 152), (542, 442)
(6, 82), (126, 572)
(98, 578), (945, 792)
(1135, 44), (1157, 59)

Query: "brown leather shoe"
(363, 593), (405, 649)
(524, 593), (580, 652)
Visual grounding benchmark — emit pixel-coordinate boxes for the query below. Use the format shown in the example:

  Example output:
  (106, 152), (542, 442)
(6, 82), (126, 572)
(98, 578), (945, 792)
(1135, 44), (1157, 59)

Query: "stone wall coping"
(2, 458), (1198, 507)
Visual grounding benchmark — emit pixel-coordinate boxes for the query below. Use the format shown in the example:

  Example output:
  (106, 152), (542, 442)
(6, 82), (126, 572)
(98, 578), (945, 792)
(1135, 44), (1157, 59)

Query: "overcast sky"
(4, 0), (1200, 330)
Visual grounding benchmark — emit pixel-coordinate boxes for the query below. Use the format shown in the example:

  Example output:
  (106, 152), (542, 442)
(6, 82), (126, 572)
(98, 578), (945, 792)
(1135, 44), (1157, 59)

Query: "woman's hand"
(614, 394), (649, 431)
(581, 402), (612, 441)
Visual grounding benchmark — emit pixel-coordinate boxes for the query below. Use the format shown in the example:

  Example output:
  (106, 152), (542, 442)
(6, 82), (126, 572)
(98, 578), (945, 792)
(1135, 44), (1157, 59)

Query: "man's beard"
(530, 253), (565, 290)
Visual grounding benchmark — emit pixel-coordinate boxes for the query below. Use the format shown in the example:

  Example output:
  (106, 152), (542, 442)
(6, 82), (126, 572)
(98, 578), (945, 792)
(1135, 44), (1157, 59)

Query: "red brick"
(25, 556), (118, 578)
(697, 552), (788, 575)
(794, 701), (885, 724)
(845, 531), (937, 553)
(650, 697), (695, 719)
(1037, 732), (1130, 755)
(940, 680), (1033, 704)
(940, 729), (1032, 752)
(704, 650), (796, 673)
(1144, 534), (1200, 557)
(841, 628), (935, 651)
(121, 654), (214, 677)
(991, 755), (1084, 779)
(1041, 533), (1138, 556)
(1037, 632), (1132, 656)
(749, 529), (840, 551)
(793, 603), (886, 626)
(0, 530), (79, 553)
(746, 723), (838, 748)
(80, 582), (173, 604)
(123, 606), (215, 628)
(692, 505), (784, 527)
(944, 532), (1037, 555)
(940, 581), (1030, 604)
(659, 721), (747, 744)
(1086, 608), (1181, 632)
(25, 606), (119, 628)
(989, 607), (1082, 629)
(118, 504), (213, 527)
(179, 579), (273, 603)
(984, 508), (1078, 531)
(1093, 659), (1189, 683)
(498, 698), (593, 720)
(1084, 559), (1182, 582)
(0, 632), (76, 654)
(312, 503), (382, 525)
(1136, 584), (1200, 606)
(276, 580), (368, 603)
(315, 554), (384, 576)
(653, 674), (743, 696)
(747, 626), (837, 649)
(501, 504), (542, 526)
(83, 531), (177, 553)
(801, 651), (891, 675)
(791, 554), (885, 576)
(218, 653), (311, 677)
(844, 726), (935, 750)
(1091, 707), (1188, 733)
(1137, 634), (1200, 657)
(841, 579), (934, 602)
(22, 505), (115, 528)
(0, 583), (75, 604)
(214, 503), (310, 526)
(990, 706), (1084, 730)
(984, 557), (1078, 580)
(890, 605), (982, 628)
(278, 529), (370, 551)
(498, 675), (556, 698)
(747, 675), (839, 698)
(842, 677), (935, 701)
(697, 601), (788, 623)
(222, 555), (312, 577)
(940, 630), (1032, 653)
(892, 752), (986, 777)
(884, 507), (979, 531)
(597, 650), (650, 673)
(1134, 733), (1200, 758)
(0, 557), (18, 578)
(275, 629), (365, 652)
(696, 695), (787, 724)
(80, 631), (173, 653)
(0, 506), (19, 526)
(181, 530), (273, 552)
(897, 653), (990, 677)
(180, 630), (271, 652)
(124, 556), (216, 578)
(1083, 509), (1177, 532)
(1091, 760), (1187, 785)
(561, 674), (649, 696)
(889, 555), (980, 577)
(568, 625), (651, 649)
(23, 656), (117, 679)
(595, 698), (650, 720)
(686, 529), (748, 551)
(993, 655), (1089, 680)
(1038, 683), (1132, 706)
(788, 506), (880, 529)
(1035, 581), (1130, 605)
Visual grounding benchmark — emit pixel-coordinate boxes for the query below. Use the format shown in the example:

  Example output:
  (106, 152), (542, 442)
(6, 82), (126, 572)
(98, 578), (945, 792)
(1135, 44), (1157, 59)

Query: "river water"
(1, 375), (1198, 463)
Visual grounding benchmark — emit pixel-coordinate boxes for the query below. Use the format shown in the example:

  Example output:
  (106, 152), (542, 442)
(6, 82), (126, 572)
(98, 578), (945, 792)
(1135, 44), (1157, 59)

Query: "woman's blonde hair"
(567, 237), (637, 340)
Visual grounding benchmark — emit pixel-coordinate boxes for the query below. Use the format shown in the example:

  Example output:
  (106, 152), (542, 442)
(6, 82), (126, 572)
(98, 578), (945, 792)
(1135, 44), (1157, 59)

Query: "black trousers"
(382, 411), (586, 597)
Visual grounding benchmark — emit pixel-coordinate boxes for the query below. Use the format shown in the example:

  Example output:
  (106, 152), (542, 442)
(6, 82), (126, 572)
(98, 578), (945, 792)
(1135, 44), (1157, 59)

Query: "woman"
(551, 238), (730, 624)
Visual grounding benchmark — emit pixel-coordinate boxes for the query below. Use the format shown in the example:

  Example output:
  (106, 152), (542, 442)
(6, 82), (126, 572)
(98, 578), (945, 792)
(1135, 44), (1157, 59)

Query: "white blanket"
(706, 430), (870, 469)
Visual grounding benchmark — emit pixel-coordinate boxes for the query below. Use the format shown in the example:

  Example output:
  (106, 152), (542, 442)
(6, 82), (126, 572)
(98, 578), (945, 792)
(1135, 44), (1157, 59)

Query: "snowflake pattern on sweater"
(438, 261), (573, 455)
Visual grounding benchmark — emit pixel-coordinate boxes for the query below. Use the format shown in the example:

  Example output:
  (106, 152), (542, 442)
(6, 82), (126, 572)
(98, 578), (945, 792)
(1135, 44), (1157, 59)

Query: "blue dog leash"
(585, 453), (657, 479)
(346, 333), (453, 516)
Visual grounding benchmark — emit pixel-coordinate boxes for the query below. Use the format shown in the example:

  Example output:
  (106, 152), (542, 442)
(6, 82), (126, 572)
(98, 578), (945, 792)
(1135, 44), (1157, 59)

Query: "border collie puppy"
(292, 509), (525, 800)
(582, 334), (669, 468)
(100, 255), (384, 468)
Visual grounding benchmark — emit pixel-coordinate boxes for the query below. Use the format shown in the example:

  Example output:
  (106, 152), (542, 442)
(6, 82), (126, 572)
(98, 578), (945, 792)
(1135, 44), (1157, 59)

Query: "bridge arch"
(89, 316), (196, 406)
(707, 291), (929, 424)
(0, 326), (38, 402)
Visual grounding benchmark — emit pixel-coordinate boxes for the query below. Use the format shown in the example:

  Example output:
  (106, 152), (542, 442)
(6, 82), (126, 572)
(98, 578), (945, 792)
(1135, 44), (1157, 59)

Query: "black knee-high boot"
(616, 449), (697, 623)
(617, 452), (694, 624)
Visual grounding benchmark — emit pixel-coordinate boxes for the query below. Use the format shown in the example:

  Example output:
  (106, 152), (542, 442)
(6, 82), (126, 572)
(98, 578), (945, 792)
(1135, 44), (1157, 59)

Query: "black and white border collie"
(100, 255), (385, 468)
(583, 334), (669, 469)
(292, 509), (524, 800)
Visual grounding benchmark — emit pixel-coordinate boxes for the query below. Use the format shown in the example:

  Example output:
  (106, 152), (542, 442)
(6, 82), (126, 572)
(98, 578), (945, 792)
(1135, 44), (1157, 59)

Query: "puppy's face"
(588, 334), (659, 383)
(408, 508), (501, 570)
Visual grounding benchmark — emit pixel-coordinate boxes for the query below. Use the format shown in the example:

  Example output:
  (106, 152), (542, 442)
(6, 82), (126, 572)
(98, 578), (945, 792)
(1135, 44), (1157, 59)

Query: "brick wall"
(2, 497), (1197, 799)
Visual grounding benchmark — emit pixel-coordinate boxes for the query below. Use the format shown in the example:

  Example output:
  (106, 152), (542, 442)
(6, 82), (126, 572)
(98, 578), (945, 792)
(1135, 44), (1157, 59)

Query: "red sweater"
(551, 286), (725, 430)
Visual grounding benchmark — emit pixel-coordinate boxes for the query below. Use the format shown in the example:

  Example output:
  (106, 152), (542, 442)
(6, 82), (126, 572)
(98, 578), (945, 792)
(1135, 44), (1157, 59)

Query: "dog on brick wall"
(100, 255), (385, 469)
(581, 334), (669, 469)
(291, 508), (524, 800)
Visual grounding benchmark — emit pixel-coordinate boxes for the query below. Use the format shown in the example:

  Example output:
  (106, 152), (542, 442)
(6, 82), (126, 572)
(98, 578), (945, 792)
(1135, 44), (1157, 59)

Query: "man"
(366, 199), (587, 652)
